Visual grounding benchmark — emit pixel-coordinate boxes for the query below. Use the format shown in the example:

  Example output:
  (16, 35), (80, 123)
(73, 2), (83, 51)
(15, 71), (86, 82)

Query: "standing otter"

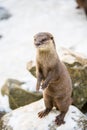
(34, 32), (72, 126)
(76, 0), (87, 16)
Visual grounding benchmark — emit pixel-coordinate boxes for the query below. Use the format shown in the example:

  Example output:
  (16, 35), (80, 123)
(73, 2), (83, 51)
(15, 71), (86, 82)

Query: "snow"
(2, 99), (87, 130)
(0, 0), (87, 111)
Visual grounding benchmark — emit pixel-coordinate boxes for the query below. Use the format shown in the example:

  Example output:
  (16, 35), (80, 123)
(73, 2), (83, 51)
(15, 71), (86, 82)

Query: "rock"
(59, 48), (87, 110)
(0, 111), (6, 130)
(0, 111), (6, 120)
(0, 7), (11, 20)
(27, 48), (87, 110)
(1, 99), (87, 130)
(1, 79), (25, 96)
(27, 60), (36, 77)
(1, 79), (42, 109)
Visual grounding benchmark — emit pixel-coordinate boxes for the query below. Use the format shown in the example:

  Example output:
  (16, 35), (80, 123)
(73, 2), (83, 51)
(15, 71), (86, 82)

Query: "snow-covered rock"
(1, 99), (87, 130)
(0, 0), (87, 115)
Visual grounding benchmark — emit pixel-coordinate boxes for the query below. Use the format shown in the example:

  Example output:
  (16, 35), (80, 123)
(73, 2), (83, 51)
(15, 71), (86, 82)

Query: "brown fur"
(76, 0), (87, 16)
(34, 32), (72, 126)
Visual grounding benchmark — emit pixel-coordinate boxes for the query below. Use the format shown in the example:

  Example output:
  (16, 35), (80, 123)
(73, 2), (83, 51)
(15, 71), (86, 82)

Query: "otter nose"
(35, 42), (41, 46)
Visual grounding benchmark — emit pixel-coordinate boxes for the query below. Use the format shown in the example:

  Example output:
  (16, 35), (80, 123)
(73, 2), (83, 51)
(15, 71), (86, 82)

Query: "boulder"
(59, 48), (87, 110)
(0, 7), (11, 20)
(27, 60), (36, 77)
(1, 79), (42, 109)
(1, 99), (87, 130)
(27, 48), (87, 110)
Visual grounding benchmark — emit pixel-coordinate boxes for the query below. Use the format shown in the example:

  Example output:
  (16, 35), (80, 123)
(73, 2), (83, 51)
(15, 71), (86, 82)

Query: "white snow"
(0, 0), (87, 111)
(2, 99), (87, 130)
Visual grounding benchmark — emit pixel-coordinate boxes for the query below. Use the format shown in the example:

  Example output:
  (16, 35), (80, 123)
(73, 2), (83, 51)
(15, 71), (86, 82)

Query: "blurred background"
(0, 0), (87, 111)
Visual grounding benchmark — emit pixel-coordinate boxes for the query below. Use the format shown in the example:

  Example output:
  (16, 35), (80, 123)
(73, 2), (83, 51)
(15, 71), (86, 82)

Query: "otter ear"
(50, 36), (53, 40)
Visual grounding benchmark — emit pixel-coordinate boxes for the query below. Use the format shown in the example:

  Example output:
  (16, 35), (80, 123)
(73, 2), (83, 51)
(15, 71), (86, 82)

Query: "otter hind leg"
(55, 112), (66, 125)
(38, 93), (53, 118)
(54, 97), (71, 125)
(38, 108), (51, 118)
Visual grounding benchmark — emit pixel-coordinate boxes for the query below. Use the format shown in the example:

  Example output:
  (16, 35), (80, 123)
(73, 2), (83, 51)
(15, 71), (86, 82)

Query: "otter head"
(34, 32), (55, 51)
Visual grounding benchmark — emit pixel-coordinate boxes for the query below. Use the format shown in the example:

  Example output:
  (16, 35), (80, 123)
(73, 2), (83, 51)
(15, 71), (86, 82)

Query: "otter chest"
(38, 54), (52, 78)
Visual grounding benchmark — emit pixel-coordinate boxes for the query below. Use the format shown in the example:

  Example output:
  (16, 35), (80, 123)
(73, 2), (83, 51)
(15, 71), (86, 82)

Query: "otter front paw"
(41, 83), (47, 90)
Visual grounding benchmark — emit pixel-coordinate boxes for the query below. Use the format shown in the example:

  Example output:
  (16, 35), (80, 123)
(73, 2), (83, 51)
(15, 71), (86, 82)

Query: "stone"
(27, 48), (87, 110)
(0, 7), (11, 20)
(27, 60), (36, 77)
(59, 48), (87, 110)
(1, 79), (42, 109)
(1, 99), (87, 130)
(0, 111), (6, 130)
(0, 111), (6, 120)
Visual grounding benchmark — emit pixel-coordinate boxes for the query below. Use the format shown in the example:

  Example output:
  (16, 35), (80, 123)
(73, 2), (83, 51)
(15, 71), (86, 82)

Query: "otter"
(76, 0), (87, 16)
(34, 32), (72, 126)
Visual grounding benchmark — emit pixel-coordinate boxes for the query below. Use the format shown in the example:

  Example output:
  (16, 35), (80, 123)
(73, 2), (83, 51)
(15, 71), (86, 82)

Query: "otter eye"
(41, 38), (47, 42)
